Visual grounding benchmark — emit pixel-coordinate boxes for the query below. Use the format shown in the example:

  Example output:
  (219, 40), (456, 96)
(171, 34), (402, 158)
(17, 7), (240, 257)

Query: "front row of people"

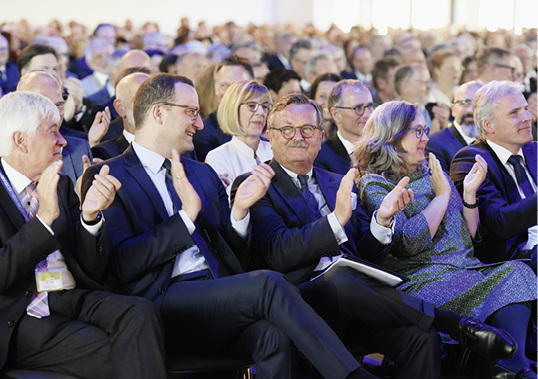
(0, 74), (534, 378)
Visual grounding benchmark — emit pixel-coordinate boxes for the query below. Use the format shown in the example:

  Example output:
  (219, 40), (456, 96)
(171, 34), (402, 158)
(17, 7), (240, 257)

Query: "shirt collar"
(93, 71), (110, 87)
(123, 129), (135, 143)
(486, 140), (526, 166)
(105, 80), (115, 97)
(452, 121), (476, 145)
(279, 163), (313, 187)
(336, 131), (355, 155)
(1, 158), (33, 196)
(132, 141), (166, 176)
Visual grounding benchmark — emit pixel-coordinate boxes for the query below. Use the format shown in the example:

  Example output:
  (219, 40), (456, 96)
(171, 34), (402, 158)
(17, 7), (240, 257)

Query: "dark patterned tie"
(508, 155), (534, 198)
(162, 159), (181, 212)
(298, 174), (322, 218)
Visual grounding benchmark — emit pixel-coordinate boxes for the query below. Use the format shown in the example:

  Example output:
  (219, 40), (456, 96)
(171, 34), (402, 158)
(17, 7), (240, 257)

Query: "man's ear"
(330, 107), (340, 124)
(113, 98), (125, 118)
(12, 131), (28, 153)
(151, 103), (164, 124)
(483, 119), (494, 135)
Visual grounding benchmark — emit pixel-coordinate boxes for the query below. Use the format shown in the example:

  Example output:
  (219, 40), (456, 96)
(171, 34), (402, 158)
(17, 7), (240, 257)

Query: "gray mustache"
(287, 140), (309, 148)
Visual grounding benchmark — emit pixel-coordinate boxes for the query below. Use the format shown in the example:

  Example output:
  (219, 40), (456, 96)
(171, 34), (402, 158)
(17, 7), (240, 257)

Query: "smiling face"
(485, 92), (532, 154)
(332, 85), (373, 142)
(267, 103), (324, 175)
(159, 83), (203, 156)
(400, 112), (429, 172)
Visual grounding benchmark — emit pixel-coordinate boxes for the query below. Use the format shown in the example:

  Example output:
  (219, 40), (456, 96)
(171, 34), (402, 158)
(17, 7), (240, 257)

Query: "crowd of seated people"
(0, 17), (536, 379)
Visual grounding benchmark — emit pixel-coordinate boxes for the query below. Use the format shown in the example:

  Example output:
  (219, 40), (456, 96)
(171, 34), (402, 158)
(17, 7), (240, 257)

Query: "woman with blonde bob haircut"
(205, 80), (273, 192)
(354, 101), (536, 378)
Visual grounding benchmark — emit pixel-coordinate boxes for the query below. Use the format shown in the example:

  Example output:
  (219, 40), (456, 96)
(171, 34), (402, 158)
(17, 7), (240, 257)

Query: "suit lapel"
(523, 142), (537, 184)
(269, 160), (311, 222)
(449, 125), (468, 147)
(315, 168), (339, 211)
(116, 134), (130, 152)
(481, 141), (522, 203)
(123, 145), (169, 221)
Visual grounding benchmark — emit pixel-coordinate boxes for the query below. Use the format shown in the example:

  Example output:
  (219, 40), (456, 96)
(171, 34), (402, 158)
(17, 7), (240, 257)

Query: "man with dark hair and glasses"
(314, 79), (374, 175)
(232, 92), (514, 378)
(476, 46), (517, 84)
(82, 73), (392, 379)
(426, 80), (484, 172)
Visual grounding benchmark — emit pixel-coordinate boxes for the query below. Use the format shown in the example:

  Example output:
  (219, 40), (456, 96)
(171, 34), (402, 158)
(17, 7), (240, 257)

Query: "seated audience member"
(231, 42), (264, 65)
(263, 68), (302, 103)
(321, 43), (347, 74)
(451, 81), (537, 269)
(17, 71), (99, 186)
(354, 100), (536, 379)
(86, 49), (127, 109)
(341, 45), (374, 90)
(308, 73), (341, 139)
(400, 48), (427, 66)
(304, 51), (339, 88)
(252, 61), (270, 83)
(82, 73), (383, 379)
(314, 80), (373, 175)
(426, 81), (483, 172)
(371, 57), (401, 107)
(0, 91), (166, 378)
(233, 93), (516, 378)
(263, 33), (296, 71)
(395, 63), (450, 134)
(289, 39), (315, 93)
(91, 72), (149, 160)
(428, 48), (462, 108)
(80, 39), (115, 97)
(32, 35), (77, 79)
(174, 51), (209, 86)
(476, 47), (516, 84)
(195, 63), (218, 119)
(0, 35), (19, 94)
(194, 55), (254, 161)
(206, 80), (273, 193)
(143, 32), (168, 53)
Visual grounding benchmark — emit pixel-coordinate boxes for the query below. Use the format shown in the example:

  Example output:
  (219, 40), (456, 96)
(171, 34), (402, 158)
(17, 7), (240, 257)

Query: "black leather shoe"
(491, 365), (537, 379)
(452, 317), (517, 360)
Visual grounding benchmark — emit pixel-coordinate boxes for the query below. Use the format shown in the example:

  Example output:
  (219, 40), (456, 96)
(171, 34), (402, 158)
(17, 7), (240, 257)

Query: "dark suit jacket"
(233, 160), (388, 284)
(314, 135), (351, 175)
(82, 145), (244, 308)
(193, 109), (231, 162)
(0, 172), (107, 370)
(425, 125), (468, 173)
(62, 136), (93, 185)
(100, 116), (124, 142)
(69, 56), (93, 80)
(0, 61), (19, 94)
(86, 87), (113, 109)
(263, 53), (287, 71)
(340, 70), (358, 80)
(450, 140), (537, 263)
(91, 133), (129, 161)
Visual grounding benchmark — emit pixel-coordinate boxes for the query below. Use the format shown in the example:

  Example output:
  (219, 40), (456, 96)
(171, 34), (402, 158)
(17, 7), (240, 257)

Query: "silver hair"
(305, 51), (335, 80)
(85, 38), (114, 61)
(474, 80), (525, 139)
(0, 91), (60, 157)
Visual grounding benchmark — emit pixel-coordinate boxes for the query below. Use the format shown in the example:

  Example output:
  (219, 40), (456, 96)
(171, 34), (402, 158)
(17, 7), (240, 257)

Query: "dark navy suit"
(193, 109), (231, 162)
(314, 135), (351, 175)
(62, 135), (93, 185)
(0, 61), (19, 94)
(451, 140), (537, 264)
(426, 125), (468, 173)
(91, 133), (130, 161)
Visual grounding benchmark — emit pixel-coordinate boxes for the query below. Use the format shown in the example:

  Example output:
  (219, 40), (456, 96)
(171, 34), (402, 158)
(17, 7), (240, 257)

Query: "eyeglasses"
(157, 102), (200, 120)
(335, 102), (375, 116)
(270, 125), (321, 139)
(453, 99), (473, 106)
(241, 101), (272, 114)
(494, 63), (516, 74)
(408, 126), (430, 139)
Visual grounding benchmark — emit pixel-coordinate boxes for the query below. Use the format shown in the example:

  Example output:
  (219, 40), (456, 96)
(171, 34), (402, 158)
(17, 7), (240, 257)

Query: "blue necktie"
(298, 174), (323, 219)
(508, 155), (534, 198)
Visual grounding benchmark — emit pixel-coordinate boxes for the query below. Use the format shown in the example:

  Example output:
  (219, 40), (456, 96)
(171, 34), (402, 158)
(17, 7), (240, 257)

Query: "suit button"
(25, 290), (33, 297)
(336, 238), (341, 243)
(158, 288), (164, 294)
(7, 320), (15, 327)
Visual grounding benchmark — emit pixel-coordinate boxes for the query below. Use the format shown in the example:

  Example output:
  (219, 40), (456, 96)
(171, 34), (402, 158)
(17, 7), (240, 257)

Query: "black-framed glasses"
(494, 63), (516, 74)
(241, 101), (271, 114)
(335, 102), (375, 116)
(157, 102), (200, 120)
(270, 125), (321, 139)
(409, 126), (430, 139)
(453, 99), (473, 107)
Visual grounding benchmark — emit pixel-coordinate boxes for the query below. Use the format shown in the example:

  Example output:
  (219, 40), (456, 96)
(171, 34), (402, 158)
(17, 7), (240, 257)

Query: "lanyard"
(0, 169), (31, 223)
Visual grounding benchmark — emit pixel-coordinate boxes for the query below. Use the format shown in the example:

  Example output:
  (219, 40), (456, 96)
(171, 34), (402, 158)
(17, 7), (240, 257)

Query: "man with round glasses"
(314, 80), (374, 175)
(426, 80), (484, 172)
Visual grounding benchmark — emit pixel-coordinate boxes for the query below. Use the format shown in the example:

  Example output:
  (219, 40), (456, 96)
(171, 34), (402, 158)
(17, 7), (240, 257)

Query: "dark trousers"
(10, 289), (167, 379)
(299, 266), (441, 379)
(161, 270), (361, 379)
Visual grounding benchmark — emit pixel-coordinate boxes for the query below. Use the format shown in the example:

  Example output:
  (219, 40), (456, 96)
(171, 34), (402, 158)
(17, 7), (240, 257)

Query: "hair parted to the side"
(0, 91), (60, 157)
(217, 80), (272, 136)
(352, 101), (419, 182)
(133, 73), (194, 130)
(267, 93), (324, 131)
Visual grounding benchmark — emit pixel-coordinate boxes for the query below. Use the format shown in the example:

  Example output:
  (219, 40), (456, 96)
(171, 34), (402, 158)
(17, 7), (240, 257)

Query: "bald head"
(118, 50), (153, 74)
(114, 72), (149, 134)
(17, 71), (65, 121)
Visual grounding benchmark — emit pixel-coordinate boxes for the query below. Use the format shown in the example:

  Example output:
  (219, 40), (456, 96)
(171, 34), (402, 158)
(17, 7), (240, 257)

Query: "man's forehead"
(342, 86), (372, 102)
(495, 93), (527, 113)
(173, 82), (198, 103)
(29, 54), (59, 69)
(274, 104), (317, 124)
